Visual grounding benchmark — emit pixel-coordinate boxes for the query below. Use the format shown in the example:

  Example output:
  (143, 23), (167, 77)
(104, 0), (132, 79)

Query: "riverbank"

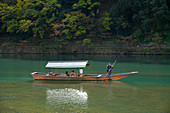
(0, 45), (169, 55)
(1, 35), (170, 55)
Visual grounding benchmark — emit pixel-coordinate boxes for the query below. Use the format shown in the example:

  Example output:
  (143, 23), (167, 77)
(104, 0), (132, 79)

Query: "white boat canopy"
(45, 61), (89, 69)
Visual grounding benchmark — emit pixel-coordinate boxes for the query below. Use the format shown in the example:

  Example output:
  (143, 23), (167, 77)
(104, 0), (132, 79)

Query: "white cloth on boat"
(79, 69), (83, 74)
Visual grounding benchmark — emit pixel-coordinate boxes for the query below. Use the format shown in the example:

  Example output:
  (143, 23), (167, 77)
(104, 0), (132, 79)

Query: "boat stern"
(31, 72), (43, 80)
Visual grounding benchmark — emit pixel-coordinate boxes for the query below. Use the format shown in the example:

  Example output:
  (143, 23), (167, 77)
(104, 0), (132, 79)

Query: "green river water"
(0, 54), (170, 113)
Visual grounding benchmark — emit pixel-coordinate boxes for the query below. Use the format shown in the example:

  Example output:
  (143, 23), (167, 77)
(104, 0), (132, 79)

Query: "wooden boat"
(31, 61), (138, 81)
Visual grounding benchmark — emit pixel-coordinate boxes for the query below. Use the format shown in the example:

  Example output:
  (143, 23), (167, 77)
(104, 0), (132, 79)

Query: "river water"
(0, 54), (170, 113)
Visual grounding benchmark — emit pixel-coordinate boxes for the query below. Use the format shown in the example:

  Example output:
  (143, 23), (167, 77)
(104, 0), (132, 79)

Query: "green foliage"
(72, 0), (100, 10)
(54, 0), (100, 40)
(133, 29), (143, 42)
(61, 11), (87, 39)
(83, 38), (93, 47)
(72, 0), (100, 16)
(102, 12), (112, 30)
(110, 0), (170, 40)
(162, 31), (170, 43)
(57, 0), (79, 20)
(143, 35), (153, 44)
(152, 33), (164, 47)
(18, 20), (33, 33)
(1, 0), (169, 46)
(0, 0), (61, 38)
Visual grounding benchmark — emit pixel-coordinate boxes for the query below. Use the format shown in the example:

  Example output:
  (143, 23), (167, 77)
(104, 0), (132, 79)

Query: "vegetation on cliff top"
(0, 0), (170, 47)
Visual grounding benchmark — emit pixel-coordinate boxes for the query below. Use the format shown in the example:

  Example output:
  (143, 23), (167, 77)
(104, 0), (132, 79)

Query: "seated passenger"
(70, 71), (76, 77)
(65, 71), (69, 76)
(79, 75), (84, 77)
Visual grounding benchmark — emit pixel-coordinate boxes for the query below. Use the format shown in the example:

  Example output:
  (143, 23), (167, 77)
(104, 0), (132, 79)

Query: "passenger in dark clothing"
(70, 71), (76, 77)
(65, 71), (69, 76)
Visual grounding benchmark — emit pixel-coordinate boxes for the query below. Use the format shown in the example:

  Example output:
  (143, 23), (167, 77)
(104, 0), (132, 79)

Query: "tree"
(52, 0), (100, 40)
(110, 0), (170, 40)
(102, 12), (112, 31)
(54, 11), (88, 39)
(72, 0), (100, 16)
(0, 0), (61, 38)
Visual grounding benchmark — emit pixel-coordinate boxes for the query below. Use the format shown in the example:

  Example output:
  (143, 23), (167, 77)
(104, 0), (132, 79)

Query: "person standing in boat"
(106, 63), (113, 75)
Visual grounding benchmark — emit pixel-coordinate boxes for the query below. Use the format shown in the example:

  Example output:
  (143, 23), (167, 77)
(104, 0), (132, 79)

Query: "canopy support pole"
(49, 68), (50, 74)
(53, 68), (55, 74)
(77, 68), (79, 77)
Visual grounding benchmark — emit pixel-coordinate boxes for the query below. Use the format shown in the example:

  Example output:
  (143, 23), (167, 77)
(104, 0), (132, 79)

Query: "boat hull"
(31, 72), (138, 81)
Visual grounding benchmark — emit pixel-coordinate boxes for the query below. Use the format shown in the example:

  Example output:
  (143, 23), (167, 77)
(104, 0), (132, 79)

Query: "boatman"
(106, 63), (112, 75)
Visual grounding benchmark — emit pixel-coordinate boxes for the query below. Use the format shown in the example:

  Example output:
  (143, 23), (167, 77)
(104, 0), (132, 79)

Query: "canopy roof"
(45, 61), (89, 69)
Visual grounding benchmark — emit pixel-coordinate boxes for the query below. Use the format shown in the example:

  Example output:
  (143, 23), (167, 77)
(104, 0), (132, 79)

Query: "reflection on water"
(47, 88), (88, 106)
(32, 80), (124, 85)
(46, 87), (88, 112)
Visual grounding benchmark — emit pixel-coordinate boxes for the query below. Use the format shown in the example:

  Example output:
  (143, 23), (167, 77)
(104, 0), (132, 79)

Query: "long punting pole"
(77, 68), (79, 77)
(104, 60), (117, 81)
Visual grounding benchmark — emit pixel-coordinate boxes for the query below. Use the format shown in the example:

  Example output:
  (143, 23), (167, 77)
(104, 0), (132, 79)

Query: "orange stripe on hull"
(32, 76), (125, 81)
(109, 74), (131, 80)
(32, 75), (110, 81)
